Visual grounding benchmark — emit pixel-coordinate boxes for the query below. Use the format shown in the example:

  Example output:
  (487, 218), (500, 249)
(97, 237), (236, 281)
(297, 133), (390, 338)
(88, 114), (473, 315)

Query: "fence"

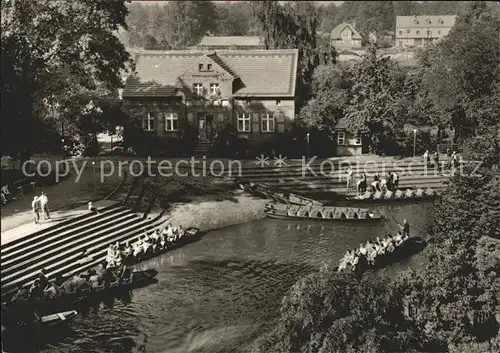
(437, 143), (462, 155)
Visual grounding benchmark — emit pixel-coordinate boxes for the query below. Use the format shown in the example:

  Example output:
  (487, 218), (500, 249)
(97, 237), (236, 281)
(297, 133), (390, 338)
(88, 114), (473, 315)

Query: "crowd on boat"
(338, 220), (410, 272)
(105, 221), (187, 267)
(10, 265), (132, 302)
(351, 171), (400, 195)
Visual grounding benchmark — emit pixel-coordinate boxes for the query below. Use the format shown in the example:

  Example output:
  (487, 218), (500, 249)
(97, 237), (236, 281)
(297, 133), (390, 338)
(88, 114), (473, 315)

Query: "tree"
(343, 44), (406, 153)
(251, 1), (335, 106)
(214, 2), (253, 36)
(162, 1), (217, 48)
(1, 0), (131, 157)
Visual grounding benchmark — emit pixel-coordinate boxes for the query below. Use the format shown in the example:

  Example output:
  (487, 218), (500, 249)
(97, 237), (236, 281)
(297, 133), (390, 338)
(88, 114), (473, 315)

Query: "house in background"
(196, 36), (265, 50)
(333, 118), (368, 156)
(122, 49), (298, 154)
(396, 15), (457, 48)
(330, 23), (363, 49)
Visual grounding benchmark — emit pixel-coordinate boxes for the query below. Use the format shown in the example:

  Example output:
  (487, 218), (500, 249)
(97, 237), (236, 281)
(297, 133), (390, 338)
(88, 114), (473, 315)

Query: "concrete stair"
(0, 201), (170, 297)
(193, 139), (212, 156)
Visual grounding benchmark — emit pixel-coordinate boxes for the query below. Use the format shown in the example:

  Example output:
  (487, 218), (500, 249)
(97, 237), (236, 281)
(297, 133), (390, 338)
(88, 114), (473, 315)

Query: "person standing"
(423, 150), (430, 167)
(345, 167), (353, 191)
(39, 191), (50, 220)
(392, 171), (399, 191)
(31, 196), (40, 224)
(399, 219), (410, 238)
(433, 151), (439, 170)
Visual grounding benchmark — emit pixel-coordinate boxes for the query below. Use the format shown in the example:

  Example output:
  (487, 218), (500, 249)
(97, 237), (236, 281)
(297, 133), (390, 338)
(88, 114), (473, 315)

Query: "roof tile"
(396, 15), (457, 28)
(123, 49), (299, 98)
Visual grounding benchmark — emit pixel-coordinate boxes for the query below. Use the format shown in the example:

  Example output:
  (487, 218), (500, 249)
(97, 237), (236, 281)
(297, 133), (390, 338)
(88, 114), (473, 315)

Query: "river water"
(33, 202), (432, 353)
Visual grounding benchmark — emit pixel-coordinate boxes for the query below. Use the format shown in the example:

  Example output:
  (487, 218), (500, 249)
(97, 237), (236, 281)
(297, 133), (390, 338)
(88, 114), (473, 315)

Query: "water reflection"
(30, 202), (432, 353)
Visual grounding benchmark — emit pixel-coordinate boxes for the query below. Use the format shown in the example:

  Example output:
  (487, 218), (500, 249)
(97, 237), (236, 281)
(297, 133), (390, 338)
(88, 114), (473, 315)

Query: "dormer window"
(416, 30), (420, 35)
(427, 18), (432, 24)
(439, 19), (444, 24)
(427, 30), (432, 36)
(207, 64), (212, 71)
(198, 64), (204, 71)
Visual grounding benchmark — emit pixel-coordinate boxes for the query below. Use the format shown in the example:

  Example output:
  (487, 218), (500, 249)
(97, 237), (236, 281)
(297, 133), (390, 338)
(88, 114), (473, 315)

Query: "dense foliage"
(252, 2), (500, 352)
(1, 0), (131, 157)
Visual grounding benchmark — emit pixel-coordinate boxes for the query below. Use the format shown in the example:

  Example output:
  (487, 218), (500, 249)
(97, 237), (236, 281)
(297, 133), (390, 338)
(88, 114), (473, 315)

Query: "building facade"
(196, 36), (265, 50)
(122, 49), (298, 152)
(333, 118), (365, 156)
(396, 15), (457, 48)
(330, 23), (363, 49)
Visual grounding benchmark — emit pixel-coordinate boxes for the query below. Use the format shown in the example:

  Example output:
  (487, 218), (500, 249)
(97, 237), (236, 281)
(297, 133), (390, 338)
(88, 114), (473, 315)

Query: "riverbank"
(166, 191), (268, 231)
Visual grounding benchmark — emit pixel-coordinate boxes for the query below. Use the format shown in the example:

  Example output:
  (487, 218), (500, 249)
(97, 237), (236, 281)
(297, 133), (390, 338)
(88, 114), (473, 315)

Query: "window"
(399, 30), (403, 35)
(207, 64), (212, 71)
(237, 113), (251, 132)
(276, 100), (281, 106)
(193, 83), (203, 96)
(337, 131), (345, 145)
(142, 112), (156, 131)
(427, 30), (431, 36)
(261, 114), (275, 132)
(198, 64), (204, 71)
(165, 113), (178, 131)
(406, 29), (410, 34)
(355, 137), (361, 145)
(416, 30), (420, 35)
(209, 83), (219, 95)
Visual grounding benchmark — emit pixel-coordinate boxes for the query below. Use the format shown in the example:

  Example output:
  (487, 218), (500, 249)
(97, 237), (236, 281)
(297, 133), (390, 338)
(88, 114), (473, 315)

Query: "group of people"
(338, 220), (410, 272)
(11, 265), (132, 302)
(105, 221), (187, 267)
(31, 191), (50, 224)
(349, 170), (400, 195)
(424, 149), (460, 172)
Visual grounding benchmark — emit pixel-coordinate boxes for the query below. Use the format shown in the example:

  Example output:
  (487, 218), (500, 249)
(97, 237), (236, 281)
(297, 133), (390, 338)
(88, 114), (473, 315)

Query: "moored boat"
(122, 227), (203, 266)
(237, 180), (323, 206)
(2, 269), (158, 315)
(264, 203), (384, 221)
(346, 188), (439, 203)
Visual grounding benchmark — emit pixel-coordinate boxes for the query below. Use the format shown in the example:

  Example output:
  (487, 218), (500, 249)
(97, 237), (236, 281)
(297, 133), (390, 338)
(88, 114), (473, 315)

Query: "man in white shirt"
(38, 191), (50, 220)
(31, 196), (40, 224)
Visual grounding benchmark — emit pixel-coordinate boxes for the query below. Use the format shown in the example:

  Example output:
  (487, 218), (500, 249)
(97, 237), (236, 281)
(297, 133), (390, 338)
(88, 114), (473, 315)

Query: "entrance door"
(206, 114), (214, 142)
(197, 113), (207, 141)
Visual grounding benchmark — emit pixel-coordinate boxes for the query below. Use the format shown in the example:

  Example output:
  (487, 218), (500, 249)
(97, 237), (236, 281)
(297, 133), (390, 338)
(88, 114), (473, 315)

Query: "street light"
(306, 133), (310, 158)
(413, 129), (417, 158)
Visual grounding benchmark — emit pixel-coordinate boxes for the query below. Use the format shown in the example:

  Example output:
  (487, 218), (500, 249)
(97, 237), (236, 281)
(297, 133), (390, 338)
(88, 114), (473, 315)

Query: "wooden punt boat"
(122, 227), (203, 266)
(337, 236), (426, 276)
(346, 188), (439, 203)
(237, 180), (323, 206)
(264, 203), (384, 221)
(2, 269), (158, 315)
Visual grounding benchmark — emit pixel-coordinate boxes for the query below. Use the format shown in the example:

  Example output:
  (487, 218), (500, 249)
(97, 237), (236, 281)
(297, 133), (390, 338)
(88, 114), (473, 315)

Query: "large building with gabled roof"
(122, 49), (299, 151)
(330, 23), (363, 49)
(396, 15), (457, 48)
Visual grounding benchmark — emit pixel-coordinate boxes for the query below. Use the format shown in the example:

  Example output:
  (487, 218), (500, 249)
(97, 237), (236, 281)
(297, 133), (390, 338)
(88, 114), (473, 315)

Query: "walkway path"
(1, 200), (117, 246)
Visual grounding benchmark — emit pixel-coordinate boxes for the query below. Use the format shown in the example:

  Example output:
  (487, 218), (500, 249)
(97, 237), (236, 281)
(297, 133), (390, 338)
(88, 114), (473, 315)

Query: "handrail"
(103, 171), (128, 200)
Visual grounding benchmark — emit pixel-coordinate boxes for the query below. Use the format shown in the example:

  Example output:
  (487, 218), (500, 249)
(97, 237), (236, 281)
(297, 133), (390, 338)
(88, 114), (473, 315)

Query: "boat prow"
(40, 310), (78, 327)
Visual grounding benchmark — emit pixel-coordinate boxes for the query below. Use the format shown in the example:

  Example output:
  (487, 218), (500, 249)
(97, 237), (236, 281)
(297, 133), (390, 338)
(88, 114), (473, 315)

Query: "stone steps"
(0, 201), (169, 297)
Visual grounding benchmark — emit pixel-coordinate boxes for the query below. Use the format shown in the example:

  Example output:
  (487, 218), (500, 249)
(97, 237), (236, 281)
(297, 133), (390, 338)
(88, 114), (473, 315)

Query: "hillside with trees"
(250, 4), (500, 352)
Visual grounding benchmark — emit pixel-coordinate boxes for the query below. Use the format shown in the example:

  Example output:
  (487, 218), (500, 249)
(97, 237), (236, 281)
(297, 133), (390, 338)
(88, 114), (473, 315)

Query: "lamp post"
(413, 129), (417, 158)
(306, 133), (310, 158)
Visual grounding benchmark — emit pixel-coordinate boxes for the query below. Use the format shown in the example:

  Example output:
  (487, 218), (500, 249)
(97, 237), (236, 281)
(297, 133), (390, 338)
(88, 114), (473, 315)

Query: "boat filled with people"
(105, 223), (202, 267)
(264, 203), (384, 221)
(236, 179), (323, 206)
(336, 232), (426, 276)
(2, 265), (158, 315)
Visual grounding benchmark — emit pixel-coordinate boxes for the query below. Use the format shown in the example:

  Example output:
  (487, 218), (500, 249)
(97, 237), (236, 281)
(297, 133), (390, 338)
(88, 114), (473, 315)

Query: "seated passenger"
(1, 192), (7, 205)
(106, 244), (116, 263)
(142, 235), (152, 252)
(12, 285), (28, 302)
(401, 231), (409, 242)
(87, 270), (102, 288)
(102, 267), (117, 285)
(29, 280), (44, 299)
(118, 264), (132, 280)
(350, 251), (360, 271)
(133, 240), (143, 257)
(61, 276), (77, 293)
(178, 226), (185, 239)
(1, 185), (11, 195)
(74, 274), (90, 290)
(123, 242), (132, 257)
(394, 232), (404, 246)
(44, 282), (61, 299)
(386, 235), (395, 252)
(96, 263), (106, 277)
